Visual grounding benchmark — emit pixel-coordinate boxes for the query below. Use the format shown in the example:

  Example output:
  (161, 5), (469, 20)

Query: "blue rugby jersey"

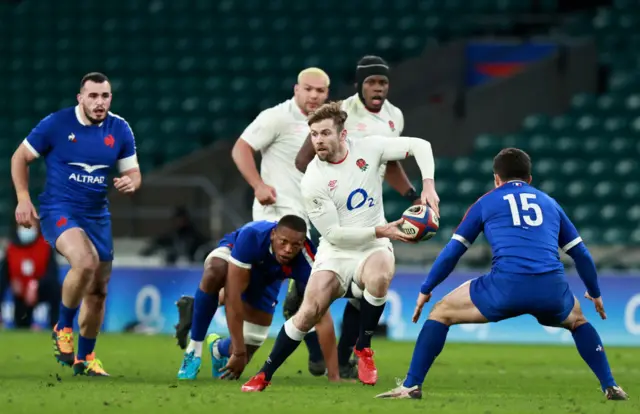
(23, 106), (138, 215)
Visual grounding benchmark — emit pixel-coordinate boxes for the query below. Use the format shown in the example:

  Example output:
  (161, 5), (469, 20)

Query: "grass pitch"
(0, 331), (638, 414)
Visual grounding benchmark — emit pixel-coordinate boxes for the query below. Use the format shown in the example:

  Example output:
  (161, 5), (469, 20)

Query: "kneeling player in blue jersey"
(377, 148), (628, 401)
(11, 73), (141, 376)
(176, 216), (339, 381)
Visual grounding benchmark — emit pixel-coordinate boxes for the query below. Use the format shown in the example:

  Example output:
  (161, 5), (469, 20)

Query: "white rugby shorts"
(311, 239), (394, 297)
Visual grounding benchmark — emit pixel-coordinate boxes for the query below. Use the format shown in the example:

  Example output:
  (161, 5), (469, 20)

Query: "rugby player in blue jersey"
(377, 148), (628, 401)
(11, 72), (141, 376)
(176, 216), (339, 381)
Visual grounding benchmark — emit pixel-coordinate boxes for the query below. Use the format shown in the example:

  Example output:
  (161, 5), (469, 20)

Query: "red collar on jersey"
(328, 150), (349, 165)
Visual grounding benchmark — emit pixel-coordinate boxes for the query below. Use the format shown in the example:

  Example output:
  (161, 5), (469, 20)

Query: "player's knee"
(200, 258), (227, 294)
(71, 251), (99, 279)
(565, 311), (588, 332)
(243, 322), (269, 347)
(428, 300), (453, 325)
(294, 302), (322, 332)
(86, 275), (108, 299)
(364, 269), (394, 297)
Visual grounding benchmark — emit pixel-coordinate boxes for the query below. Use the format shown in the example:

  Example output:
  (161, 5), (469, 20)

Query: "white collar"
(75, 105), (104, 127)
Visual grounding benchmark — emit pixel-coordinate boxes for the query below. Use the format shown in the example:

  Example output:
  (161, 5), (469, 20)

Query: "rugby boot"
(174, 295), (194, 349)
(177, 350), (201, 380)
(241, 372), (271, 392)
(376, 378), (423, 399)
(605, 385), (628, 401)
(354, 348), (377, 385)
(72, 353), (109, 376)
(206, 333), (229, 379)
(339, 359), (359, 379)
(308, 359), (327, 377)
(52, 324), (75, 367)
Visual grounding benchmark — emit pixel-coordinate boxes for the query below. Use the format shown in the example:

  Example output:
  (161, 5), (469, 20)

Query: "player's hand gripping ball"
(399, 204), (439, 241)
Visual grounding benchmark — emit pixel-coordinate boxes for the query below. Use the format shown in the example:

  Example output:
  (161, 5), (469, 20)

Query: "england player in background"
(228, 67), (335, 376)
(241, 102), (439, 392)
(376, 148), (628, 401)
(11, 72), (141, 376)
(292, 55), (424, 378)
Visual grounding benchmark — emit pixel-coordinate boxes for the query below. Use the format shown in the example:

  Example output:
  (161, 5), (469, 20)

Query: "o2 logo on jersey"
(347, 188), (375, 211)
(503, 193), (543, 227)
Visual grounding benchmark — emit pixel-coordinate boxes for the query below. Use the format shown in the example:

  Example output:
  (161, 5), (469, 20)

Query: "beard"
(83, 106), (105, 124)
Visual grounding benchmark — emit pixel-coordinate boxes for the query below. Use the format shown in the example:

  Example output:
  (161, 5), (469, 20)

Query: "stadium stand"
(395, 1), (640, 248)
(2, 0), (638, 264)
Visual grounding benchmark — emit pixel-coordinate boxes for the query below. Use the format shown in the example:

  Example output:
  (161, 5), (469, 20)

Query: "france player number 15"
(503, 193), (543, 227)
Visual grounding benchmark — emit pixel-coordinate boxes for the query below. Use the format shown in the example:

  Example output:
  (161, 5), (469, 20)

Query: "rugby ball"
(400, 204), (439, 241)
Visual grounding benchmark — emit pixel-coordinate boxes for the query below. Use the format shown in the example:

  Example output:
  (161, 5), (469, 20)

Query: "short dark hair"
(357, 55), (388, 67)
(80, 72), (110, 89)
(276, 215), (307, 234)
(493, 148), (532, 181)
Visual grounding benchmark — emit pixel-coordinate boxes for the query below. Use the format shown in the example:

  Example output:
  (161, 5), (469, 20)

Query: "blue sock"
(57, 304), (79, 330)
(572, 323), (616, 390)
(404, 319), (450, 388)
(190, 288), (219, 342)
(77, 336), (97, 361)
(218, 337), (232, 358)
(304, 331), (324, 363)
(260, 319), (303, 381)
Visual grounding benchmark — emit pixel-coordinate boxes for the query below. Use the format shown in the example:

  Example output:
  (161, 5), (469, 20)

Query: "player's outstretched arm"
(222, 262), (251, 378)
(420, 201), (484, 297)
(557, 205), (602, 300)
(371, 136), (439, 216)
(419, 240), (468, 296)
(294, 134), (315, 173)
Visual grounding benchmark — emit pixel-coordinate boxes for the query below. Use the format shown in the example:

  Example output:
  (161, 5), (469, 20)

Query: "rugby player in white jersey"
(229, 68), (339, 378)
(289, 55), (426, 379)
(241, 102), (439, 391)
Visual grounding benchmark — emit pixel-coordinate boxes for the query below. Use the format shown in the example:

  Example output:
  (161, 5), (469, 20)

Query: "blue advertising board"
(2, 266), (640, 346)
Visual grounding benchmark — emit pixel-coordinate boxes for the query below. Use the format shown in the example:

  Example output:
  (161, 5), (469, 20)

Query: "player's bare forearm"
(315, 311), (340, 381)
(384, 161), (416, 197)
(294, 134), (315, 173)
(122, 168), (142, 190)
(11, 145), (35, 202)
(224, 265), (250, 354)
(231, 139), (263, 189)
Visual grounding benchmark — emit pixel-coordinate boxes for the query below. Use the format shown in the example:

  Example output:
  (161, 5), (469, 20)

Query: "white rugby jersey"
(301, 136), (434, 252)
(240, 99), (309, 218)
(341, 94), (404, 179)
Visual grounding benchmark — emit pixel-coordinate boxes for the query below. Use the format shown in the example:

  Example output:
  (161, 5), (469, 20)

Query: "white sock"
(364, 289), (387, 306)
(212, 341), (221, 359)
(284, 318), (307, 341)
(186, 340), (203, 357)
